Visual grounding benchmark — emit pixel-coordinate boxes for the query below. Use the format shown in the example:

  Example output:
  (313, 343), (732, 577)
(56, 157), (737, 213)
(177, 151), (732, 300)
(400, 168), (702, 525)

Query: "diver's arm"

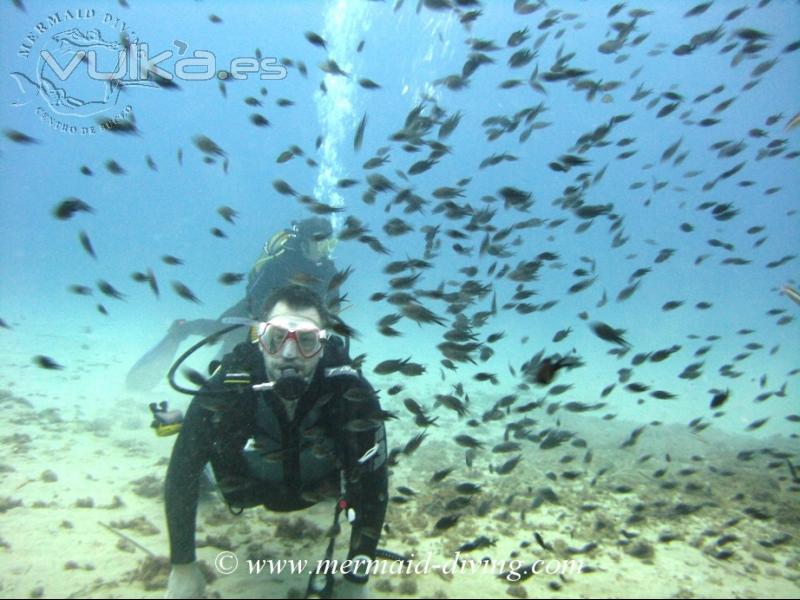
(342, 378), (389, 572)
(164, 396), (215, 564)
(347, 457), (388, 561)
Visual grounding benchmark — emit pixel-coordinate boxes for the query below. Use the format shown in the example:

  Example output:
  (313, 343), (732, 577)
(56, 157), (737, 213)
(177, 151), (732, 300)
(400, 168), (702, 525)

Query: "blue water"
(3, 0), (797, 435)
(1, 0), (800, 597)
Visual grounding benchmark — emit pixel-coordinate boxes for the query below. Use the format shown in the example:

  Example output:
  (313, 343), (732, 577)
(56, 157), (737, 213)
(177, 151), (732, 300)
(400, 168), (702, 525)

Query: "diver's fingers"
(781, 284), (800, 306)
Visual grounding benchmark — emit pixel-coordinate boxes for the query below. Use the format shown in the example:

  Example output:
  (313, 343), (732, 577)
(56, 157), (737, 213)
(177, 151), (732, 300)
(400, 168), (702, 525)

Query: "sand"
(1, 367), (799, 600)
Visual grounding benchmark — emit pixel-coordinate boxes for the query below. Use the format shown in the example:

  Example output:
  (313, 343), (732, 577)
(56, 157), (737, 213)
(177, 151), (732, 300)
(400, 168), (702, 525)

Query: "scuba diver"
(126, 217), (339, 392)
(163, 284), (388, 599)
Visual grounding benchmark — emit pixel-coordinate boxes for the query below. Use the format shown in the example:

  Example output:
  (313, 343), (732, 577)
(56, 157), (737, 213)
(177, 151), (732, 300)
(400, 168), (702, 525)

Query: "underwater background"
(0, 0), (798, 598)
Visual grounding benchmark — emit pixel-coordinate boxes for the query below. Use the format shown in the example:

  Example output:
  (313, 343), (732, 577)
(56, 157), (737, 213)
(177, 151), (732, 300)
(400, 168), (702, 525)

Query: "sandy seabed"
(1, 339), (798, 600)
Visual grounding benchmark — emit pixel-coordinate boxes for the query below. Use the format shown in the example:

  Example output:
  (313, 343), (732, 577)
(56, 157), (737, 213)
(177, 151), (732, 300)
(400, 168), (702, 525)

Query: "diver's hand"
(333, 577), (369, 599)
(165, 562), (206, 599)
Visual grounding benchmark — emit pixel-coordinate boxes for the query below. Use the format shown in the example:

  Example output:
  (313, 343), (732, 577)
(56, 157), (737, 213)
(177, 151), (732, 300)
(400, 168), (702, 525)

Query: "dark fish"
(320, 59), (349, 77)
(104, 159), (126, 174)
(439, 111), (462, 139)
(217, 206), (238, 223)
(218, 273), (245, 285)
(354, 113), (367, 152)
(33, 355), (64, 370)
(494, 454), (522, 475)
(78, 231), (96, 259)
(53, 198), (94, 220)
(172, 281), (201, 304)
(3, 129), (39, 144)
(192, 134), (226, 157)
(304, 31), (327, 50)
(590, 321), (630, 347)
(403, 432), (427, 455)
(68, 284), (92, 296)
(684, 1), (713, 17)
(210, 227), (227, 238)
(97, 114), (139, 135)
(434, 515), (461, 531)
(534, 532), (553, 551)
(273, 179), (297, 197)
(430, 467), (456, 483)
(250, 114), (271, 127)
(456, 482), (481, 495)
(97, 279), (126, 300)
(746, 417), (768, 431)
(455, 434), (484, 449)
(358, 78), (382, 90)
(161, 255), (184, 265)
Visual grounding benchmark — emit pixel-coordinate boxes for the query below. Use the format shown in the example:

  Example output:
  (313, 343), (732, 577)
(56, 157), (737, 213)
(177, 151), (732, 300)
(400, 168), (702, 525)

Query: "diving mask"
(256, 316), (327, 358)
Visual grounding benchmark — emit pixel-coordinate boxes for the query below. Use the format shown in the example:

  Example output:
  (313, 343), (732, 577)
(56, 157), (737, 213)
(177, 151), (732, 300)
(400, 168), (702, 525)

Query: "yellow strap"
(155, 423), (182, 437)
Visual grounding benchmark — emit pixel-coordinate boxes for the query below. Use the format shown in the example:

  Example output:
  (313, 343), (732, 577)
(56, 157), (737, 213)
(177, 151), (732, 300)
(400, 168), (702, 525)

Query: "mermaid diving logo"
(10, 9), (151, 135)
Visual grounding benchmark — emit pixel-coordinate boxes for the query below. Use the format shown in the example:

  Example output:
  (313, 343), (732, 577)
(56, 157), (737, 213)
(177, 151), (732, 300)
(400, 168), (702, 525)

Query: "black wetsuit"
(164, 338), (388, 566)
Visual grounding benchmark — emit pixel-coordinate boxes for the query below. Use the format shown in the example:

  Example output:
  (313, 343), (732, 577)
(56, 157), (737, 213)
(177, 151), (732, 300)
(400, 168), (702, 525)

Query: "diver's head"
(294, 217), (336, 262)
(256, 285), (329, 400)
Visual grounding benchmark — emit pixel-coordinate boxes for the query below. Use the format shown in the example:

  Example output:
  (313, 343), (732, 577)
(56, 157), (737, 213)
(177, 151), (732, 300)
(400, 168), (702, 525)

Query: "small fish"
(354, 113), (367, 152)
(172, 281), (201, 304)
(145, 269), (159, 298)
(273, 179), (297, 197)
(210, 227), (227, 238)
(456, 482), (481, 495)
(684, 1), (714, 18)
(358, 78), (382, 90)
(430, 466), (456, 483)
(217, 206), (238, 224)
(68, 284), (92, 296)
(590, 321), (630, 347)
(454, 434), (484, 449)
(250, 114), (271, 127)
(78, 231), (96, 259)
(104, 159), (126, 175)
(161, 255), (184, 266)
(552, 327), (572, 342)
(746, 417), (768, 431)
(97, 280), (126, 300)
(97, 114), (139, 135)
(3, 129), (39, 144)
(192, 134), (226, 157)
(785, 112), (800, 131)
(434, 515), (461, 531)
(218, 272), (245, 285)
(319, 59), (349, 77)
(33, 355), (63, 370)
(304, 31), (327, 50)
(494, 454), (522, 475)
(53, 198), (94, 220)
